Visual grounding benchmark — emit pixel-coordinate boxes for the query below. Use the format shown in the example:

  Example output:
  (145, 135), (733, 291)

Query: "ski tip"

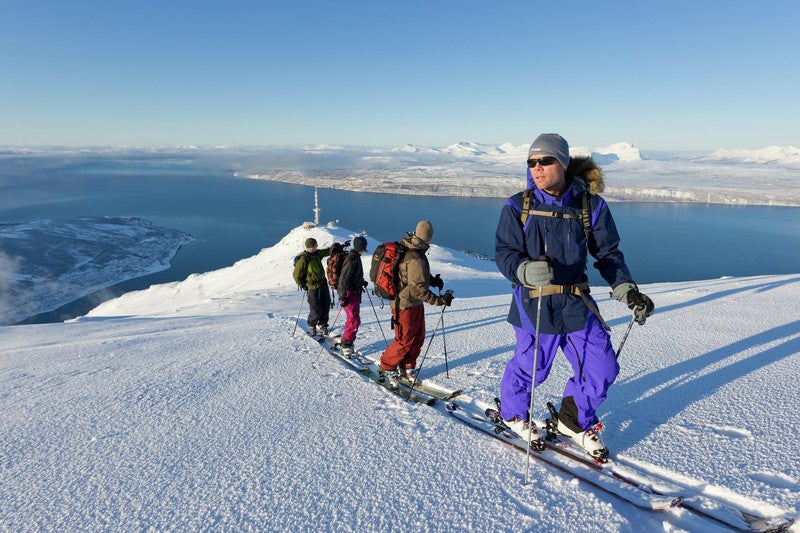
(740, 514), (796, 533)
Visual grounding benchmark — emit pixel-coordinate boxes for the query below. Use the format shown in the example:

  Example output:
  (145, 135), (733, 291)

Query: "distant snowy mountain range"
(401, 140), (643, 163)
(242, 141), (800, 206)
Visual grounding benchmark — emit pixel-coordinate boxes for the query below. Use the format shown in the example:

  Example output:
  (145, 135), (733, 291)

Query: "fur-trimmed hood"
(526, 156), (605, 195)
(567, 156), (605, 194)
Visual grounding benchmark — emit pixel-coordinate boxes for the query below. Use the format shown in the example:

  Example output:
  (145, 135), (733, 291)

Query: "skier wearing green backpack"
(293, 237), (332, 337)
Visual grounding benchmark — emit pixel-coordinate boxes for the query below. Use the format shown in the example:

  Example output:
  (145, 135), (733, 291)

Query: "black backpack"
(326, 242), (347, 288)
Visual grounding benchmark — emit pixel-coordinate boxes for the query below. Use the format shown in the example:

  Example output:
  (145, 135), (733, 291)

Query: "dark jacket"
(338, 250), (364, 299)
(293, 247), (331, 290)
(495, 157), (634, 334)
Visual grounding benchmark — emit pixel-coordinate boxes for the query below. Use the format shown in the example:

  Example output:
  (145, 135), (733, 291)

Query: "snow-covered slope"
(1, 224), (798, 531)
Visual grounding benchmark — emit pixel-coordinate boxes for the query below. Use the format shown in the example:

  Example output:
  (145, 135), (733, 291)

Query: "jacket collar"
(402, 233), (430, 251)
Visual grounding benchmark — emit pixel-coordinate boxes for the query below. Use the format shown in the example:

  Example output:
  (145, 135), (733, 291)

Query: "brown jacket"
(396, 234), (440, 310)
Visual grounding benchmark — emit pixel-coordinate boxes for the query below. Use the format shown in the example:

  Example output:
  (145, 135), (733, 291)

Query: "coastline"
(244, 172), (800, 207)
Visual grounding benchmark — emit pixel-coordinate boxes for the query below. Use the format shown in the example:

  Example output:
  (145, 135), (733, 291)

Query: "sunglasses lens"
(527, 156), (558, 167)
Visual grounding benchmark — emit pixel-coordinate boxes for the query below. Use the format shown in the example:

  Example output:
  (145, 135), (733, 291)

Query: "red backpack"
(369, 241), (406, 300)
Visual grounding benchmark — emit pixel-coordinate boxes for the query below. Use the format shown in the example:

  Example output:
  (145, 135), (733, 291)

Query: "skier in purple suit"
(495, 133), (654, 461)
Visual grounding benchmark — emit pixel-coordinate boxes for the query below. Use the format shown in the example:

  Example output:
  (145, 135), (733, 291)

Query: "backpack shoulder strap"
(579, 192), (592, 241)
(520, 189), (593, 241)
(519, 189), (534, 226)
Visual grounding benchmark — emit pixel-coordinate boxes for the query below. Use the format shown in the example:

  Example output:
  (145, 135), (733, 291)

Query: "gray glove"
(516, 259), (553, 288)
(612, 282), (654, 325)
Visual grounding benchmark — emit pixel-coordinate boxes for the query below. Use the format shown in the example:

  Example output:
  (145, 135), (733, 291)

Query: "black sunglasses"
(527, 156), (558, 167)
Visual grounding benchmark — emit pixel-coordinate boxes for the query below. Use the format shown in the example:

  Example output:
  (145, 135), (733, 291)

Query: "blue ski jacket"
(495, 157), (634, 335)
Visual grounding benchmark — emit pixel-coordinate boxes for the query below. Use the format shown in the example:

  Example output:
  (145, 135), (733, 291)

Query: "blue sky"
(2, 1), (798, 150)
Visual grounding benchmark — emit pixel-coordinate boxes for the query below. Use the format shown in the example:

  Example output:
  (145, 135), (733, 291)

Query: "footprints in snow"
(672, 421), (800, 490)
(674, 421), (753, 440)
(749, 471), (799, 490)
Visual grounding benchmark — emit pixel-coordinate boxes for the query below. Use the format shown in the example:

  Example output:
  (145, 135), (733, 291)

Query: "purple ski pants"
(341, 290), (362, 344)
(499, 314), (619, 430)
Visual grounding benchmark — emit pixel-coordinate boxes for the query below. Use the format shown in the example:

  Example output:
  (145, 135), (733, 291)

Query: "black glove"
(342, 240), (351, 248)
(361, 280), (369, 289)
(299, 284), (307, 292)
(430, 274), (444, 290)
(339, 295), (349, 306)
(436, 291), (454, 307)
(612, 283), (654, 325)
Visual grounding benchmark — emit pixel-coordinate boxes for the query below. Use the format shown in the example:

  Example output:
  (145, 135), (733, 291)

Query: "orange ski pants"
(379, 304), (426, 371)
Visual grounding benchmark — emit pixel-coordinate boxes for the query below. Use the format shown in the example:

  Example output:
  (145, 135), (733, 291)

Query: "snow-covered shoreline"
(246, 168), (800, 206)
(243, 142), (800, 207)
(0, 217), (193, 325)
(2, 223), (797, 531)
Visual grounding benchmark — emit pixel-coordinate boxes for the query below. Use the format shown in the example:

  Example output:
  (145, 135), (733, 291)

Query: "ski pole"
(437, 289), (450, 379)
(615, 314), (636, 360)
(314, 306), (342, 365)
(524, 285), (543, 486)
(407, 292), (450, 400)
(364, 287), (389, 348)
(292, 290), (306, 337)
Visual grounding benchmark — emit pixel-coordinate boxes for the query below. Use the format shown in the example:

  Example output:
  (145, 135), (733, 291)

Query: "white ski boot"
(339, 344), (354, 358)
(555, 421), (609, 463)
(504, 417), (545, 451)
(397, 368), (421, 386)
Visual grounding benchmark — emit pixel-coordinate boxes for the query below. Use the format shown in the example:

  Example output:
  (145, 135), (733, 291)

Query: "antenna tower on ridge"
(313, 186), (321, 226)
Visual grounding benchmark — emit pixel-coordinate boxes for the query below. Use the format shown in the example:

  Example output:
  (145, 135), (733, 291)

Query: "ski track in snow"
(1, 224), (798, 531)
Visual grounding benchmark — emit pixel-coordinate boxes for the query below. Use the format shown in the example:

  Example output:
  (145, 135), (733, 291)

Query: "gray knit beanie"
(528, 133), (570, 169)
(415, 220), (434, 243)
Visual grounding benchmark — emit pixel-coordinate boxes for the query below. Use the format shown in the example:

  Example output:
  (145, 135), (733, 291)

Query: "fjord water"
(2, 156), (799, 322)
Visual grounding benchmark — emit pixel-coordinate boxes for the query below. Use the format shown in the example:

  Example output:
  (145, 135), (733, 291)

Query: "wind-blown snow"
(0, 217), (192, 325)
(1, 224), (798, 531)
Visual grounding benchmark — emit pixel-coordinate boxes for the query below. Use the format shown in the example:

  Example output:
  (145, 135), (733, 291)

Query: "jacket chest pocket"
(563, 218), (587, 264)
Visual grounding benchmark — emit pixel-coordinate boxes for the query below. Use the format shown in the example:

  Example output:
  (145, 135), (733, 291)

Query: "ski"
(444, 401), (681, 512)
(367, 371), (438, 406)
(393, 375), (462, 401)
(326, 336), (461, 401)
(306, 331), (436, 406)
(475, 399), (795, 532)
(321, 337), (371, 371)
(306, 332), (326, 343)
(536, 421), (795, 531)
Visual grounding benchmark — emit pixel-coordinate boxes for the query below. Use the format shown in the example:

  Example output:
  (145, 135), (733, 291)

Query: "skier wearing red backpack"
(378, 220), (454, 379)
